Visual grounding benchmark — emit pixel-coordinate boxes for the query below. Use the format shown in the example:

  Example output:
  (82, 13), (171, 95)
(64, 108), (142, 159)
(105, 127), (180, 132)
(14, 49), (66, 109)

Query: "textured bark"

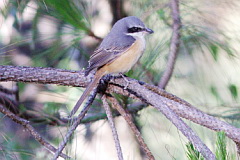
(0, 65), (89, 87)
(110, 78), (240, 143)
(107, 95), (155, 160)
(1, 65), (240, 158)
(110, 78), (215, 159)
(102, 95), (124, 160)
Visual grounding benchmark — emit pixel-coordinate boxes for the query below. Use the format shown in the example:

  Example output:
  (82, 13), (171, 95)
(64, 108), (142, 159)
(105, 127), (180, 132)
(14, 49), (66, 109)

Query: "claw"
(119, 73), (129, 89)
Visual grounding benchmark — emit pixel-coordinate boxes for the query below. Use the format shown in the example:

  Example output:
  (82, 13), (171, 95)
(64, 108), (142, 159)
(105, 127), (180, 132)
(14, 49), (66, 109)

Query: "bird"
(69, 16), (153, 117)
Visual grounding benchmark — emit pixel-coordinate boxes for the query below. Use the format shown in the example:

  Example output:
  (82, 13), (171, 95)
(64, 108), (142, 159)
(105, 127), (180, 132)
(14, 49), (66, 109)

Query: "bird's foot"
(119, 73), (129, 89)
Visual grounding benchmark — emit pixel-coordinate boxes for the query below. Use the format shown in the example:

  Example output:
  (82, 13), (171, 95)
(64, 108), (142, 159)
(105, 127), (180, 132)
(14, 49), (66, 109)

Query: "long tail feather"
(69, 69), (106, 117)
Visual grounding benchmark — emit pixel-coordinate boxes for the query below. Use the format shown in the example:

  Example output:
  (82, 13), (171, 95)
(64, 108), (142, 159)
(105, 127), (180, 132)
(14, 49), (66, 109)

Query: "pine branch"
(110, 78), (215, 159)
(102, 95), (123, 160)
(158, 0), (181, 88)
(1, 65), (240, 157)
(52, 88), (97, 159)
(106, 95), (155, 160)
(0, 104), (69, 159)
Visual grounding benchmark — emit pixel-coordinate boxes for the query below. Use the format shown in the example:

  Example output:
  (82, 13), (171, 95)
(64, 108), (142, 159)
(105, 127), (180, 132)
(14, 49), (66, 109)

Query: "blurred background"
(0, 0), (240, 159)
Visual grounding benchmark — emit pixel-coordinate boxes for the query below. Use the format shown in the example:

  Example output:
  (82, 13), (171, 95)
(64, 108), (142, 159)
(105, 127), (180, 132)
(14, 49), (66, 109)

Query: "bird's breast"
(103, 38), (146, 74)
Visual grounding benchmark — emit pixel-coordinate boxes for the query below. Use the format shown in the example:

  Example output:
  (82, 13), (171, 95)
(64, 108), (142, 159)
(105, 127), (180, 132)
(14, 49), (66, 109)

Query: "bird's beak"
(145, 28), (154, 34)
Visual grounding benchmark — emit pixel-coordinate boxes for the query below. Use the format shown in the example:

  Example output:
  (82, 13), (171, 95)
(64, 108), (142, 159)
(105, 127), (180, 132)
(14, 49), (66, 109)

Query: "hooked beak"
(144, 28), (154, 34)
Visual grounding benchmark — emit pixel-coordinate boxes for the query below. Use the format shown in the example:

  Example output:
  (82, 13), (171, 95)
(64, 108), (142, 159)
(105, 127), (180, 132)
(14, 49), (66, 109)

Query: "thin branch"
(235, 141), (240, 155)
(0, 85), (18, 95)
(1, 66), (240, 141)
(154, 103), (215, 159)
(102, 95), (123, 160)
(106, 95), (155, 160)
(52, 88), (98, 159)
(0, 92), (19, 114)
(0, 105), (69, 159)
(143, 83), (240, 143)
(62, 103), (145, 124)
(0, 96), (144, 126)
(1, 65), (240, 156)
(1, 65), (240, 143)
(111, 78), (215, 159)
(0, 85), (19, 114)
(158, 0), (181, 89)
(109, 78), (240, 144)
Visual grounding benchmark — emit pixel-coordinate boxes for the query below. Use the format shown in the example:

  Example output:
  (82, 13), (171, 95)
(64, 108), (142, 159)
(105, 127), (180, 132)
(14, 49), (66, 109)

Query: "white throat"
(126, 32), (146, 48)
(126, 31), (146, 39)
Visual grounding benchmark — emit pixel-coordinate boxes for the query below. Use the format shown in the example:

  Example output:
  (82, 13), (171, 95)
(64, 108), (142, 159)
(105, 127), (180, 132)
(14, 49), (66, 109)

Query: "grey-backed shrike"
(70, 16), (153, 116)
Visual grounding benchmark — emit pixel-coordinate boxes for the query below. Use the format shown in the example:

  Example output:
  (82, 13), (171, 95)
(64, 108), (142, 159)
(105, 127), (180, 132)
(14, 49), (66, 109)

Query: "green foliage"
(186, 132), (235, 160)
(216, 131), (228, 160)
(157, 9), (171, 26)
(0, 132), (35, 160)
(228, 84), (238, 100)
(41, 0), (89, 31)
(210, 85), (221, 102)
(186, 143), (204, 160)
(1, 0), (240, 159)
(43, 102), (61, 115)
(181, 25), (234, 60)
(209, 44), (219, 61)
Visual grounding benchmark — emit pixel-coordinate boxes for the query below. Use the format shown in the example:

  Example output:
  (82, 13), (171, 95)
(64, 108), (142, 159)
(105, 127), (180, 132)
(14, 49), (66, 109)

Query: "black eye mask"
(127, 27), (143, 33)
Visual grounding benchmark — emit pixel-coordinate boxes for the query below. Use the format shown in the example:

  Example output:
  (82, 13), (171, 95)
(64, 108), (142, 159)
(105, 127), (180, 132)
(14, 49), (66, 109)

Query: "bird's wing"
(85, 43), (135, 76)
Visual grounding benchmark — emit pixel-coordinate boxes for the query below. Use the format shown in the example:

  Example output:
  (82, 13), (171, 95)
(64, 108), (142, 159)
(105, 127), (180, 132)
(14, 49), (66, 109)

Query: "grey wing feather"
(84, 33), (136, 76)
(85, 44), (134, 76)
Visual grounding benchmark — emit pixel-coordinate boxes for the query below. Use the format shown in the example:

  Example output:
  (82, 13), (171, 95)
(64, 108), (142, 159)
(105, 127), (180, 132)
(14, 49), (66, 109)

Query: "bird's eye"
(128, 27), (142, 33)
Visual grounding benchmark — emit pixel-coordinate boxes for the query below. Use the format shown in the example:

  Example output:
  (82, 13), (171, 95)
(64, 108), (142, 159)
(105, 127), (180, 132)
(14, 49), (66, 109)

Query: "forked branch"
(106, 95), (155, 160)
(1, 65), (240, 158)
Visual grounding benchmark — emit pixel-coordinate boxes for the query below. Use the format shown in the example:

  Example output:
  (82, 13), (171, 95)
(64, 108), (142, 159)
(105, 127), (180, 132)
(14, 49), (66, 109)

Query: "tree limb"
(158, 0), (181, 88)
(0, 65), (89, 87)
(0, 104), (69, 159)
(110, 78), (215, 159)
(1, 65), (240, 157)
(109, 78), (240, 144)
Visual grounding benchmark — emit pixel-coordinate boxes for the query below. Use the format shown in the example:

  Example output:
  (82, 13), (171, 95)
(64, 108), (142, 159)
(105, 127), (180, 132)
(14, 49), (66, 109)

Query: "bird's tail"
(69, 69), (106, 117)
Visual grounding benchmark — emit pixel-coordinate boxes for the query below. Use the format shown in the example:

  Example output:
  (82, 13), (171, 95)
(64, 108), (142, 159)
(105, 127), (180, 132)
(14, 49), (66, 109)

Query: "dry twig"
(0, 104), (69, 159)
(106, 95), (155, 160)
(110, 78), (215, 159)
(0, 85), (19, 114)
(52, 88), (98, 160)
(109, 78), (240, 150)
(1, 65), (240, 157)
(102, 95), (123, 160)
